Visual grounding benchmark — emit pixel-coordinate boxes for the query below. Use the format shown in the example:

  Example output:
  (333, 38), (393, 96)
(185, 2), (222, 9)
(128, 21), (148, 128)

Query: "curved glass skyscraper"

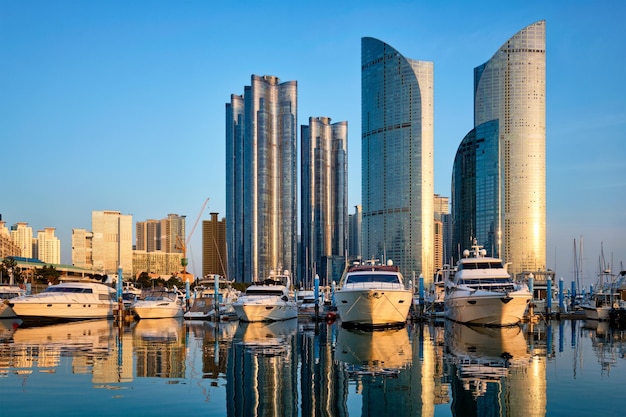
(452, 21), (546, 276)
(361, 37), (434, 283)
(226, 75), (298, 283)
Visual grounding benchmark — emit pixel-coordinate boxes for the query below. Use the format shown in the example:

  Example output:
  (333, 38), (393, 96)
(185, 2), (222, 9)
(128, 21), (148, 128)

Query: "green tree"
(35, 265), (61, 284)
(1, 257), (21, 283)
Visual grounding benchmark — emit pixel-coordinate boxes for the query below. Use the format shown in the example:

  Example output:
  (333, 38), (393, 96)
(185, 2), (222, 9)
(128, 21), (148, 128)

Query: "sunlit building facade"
(202, 212), (227, 278)
(361, 37), (434, 283)
(226, 75), (298, 283)
(452, 21), (546, 276)
(35, 227), (61, 264)
(91, 210), (133, 278)
(300, 116), (348, 287)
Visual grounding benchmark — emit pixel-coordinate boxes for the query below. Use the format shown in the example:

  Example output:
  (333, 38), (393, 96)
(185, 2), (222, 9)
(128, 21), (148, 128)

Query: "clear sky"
(2, 0), (625, 286)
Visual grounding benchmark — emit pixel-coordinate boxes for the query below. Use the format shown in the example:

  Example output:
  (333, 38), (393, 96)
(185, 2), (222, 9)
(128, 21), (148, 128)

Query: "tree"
(35, 265), (61, 284)
(1, 256), (20, 283)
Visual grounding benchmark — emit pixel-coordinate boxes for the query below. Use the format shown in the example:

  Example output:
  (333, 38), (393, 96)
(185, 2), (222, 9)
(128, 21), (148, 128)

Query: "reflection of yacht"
(232, 271), (297, 322)
(445, 321), (531, 398)
(335, 326), (412, 376)
(9, 281), (117, 320)
(132, 289), (185, 319)
(234, 319), (297, 356)
(334, 260), (413, 327)
(134, 317), (183, 342)
(444, 241), (531, 326)
(0, 285), (25, 318)
(11, 319), (114, 351)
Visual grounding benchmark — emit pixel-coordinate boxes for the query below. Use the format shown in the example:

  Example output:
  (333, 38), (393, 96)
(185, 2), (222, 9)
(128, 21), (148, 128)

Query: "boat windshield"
(345, 274), (401, 284)
(458, 261), (504, 270)
(43, 286), (94, 294)
(459, 278), (512, 285)
(246, 289), (285, 296)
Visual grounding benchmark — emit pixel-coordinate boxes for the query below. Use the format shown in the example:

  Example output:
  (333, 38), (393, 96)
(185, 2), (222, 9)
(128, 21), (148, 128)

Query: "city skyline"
(2, 1), (625, 284)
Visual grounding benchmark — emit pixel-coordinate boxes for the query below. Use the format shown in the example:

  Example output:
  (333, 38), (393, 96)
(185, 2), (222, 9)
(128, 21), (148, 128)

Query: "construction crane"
(176, 197), (209, 282)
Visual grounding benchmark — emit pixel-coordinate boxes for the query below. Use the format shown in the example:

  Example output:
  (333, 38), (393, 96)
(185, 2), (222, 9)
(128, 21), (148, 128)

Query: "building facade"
(300, 116), (348, 287)
(348, 205), (362, 261)
(91, 210), (133, 278)
(226, 75), (298, 283)
(0, 220), (21, 258)
(72, 228), (93, 270)
(10, 222), (33, 258)
(361, 37), (435, 284)
(35, 227), (61, 264)
(134, 214), (186, 279)
(202, 212), (227, 278)
(452, 21), (546, 275)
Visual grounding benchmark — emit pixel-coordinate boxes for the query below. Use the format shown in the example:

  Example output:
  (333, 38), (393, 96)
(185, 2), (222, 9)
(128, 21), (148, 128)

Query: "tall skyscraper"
(361, 37), (435, 284)
(91, 210), (133, 278)
(202, 212), (227, 278)
(226, 75), (298, 283)
(348, 205), (362, 261)
(300, 116), (348, 287)
(452, 21), (546, 276)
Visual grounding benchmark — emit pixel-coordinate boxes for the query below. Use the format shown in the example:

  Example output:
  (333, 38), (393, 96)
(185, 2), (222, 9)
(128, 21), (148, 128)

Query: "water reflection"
(0, 317), (625, 416)
(335, 326), (412, 376)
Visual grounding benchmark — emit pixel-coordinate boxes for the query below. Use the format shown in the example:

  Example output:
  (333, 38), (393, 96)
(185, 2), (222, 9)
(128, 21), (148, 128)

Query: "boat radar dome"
(480, 249), (487, 256)
(387, 259), (394, 266)
(463, 249), (470, 258)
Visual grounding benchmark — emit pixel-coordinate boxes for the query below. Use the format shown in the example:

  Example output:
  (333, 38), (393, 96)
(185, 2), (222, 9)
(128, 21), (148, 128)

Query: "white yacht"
(444, 242), (531, 326)
(232, 270), (297, 322)
(132, 289), (184, 319)
(8, 281), (117, 320)
(334, 260), (413, 328)
(0, 284), (26, 318)
(580, 268), (621, 321)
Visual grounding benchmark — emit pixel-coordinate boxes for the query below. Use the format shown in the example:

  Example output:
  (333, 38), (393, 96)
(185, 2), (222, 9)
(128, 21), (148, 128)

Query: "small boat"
(296, 289), (324, 318)
(580, 268), (621, 321)
(334, 259), (413, 328)
(184, 278), (239, 321)
(232, 270), (298, 322)
(132, 288), (184, 319)
(0, 284), (26, 318)
(8, 281), (118, 320)
(443, 241), (531, 326)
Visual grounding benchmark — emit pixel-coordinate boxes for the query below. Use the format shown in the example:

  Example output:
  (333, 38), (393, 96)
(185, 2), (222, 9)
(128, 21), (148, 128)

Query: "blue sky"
(2, 1), (625, 285)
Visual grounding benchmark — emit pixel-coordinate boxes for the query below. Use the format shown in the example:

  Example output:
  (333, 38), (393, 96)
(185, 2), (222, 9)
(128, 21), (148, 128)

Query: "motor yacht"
(8, 281), (117, 320)
(132, 288), (184, 319)
(334, 259), (413, 328)
(444, 241), (531, 326)
(232, 270), (297, 322)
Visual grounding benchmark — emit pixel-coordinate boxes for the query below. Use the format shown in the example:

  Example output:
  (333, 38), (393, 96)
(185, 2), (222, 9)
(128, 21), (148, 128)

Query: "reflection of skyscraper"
(361, 37), (434, 284)
(226, 75), (298, 283)
(452, 21), (546, 276)
(300, 116), (348, 287)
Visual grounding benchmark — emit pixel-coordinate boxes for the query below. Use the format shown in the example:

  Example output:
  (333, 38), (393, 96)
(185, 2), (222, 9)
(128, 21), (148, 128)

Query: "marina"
(0, 316), (625, 416)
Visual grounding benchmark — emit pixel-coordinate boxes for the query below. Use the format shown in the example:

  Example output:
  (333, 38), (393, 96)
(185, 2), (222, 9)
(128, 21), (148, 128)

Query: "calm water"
(0, 316), (624, 417)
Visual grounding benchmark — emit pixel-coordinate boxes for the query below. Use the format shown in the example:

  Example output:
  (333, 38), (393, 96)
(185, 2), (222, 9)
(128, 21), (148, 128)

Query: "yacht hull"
(335, 288), (412, 327)
(9, 301), (116, 319)
(232, 298), (297, 322)
(445, 290), (531, 326)
(133, 302), (184, 319)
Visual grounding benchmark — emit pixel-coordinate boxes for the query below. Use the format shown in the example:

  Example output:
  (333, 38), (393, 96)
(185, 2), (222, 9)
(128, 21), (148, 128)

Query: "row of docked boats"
(1, 240), (540, 328)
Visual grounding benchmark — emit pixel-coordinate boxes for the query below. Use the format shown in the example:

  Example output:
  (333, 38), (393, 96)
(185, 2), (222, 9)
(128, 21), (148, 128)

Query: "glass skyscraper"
(226, 75), (298, 283)
(452, 21), (546, 276)
(361, 37), (434, 284)
(300, 116), (348, 287)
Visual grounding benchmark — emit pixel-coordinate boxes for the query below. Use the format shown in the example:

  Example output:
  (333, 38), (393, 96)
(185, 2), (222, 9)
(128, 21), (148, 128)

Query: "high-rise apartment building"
(433, 194), (449, 274)
(133, 214), (185, 279)
(226, 75), (298, 283)
(452, 21), (546, 276)
(35, 227), (61, 264)
(10, 222), (33, 258)
(72, 228), (93, 270)
(0, 220), (21, 258)
(202, 212), (226, 278)
(91, 210), (133, 278)
(361, 37), (435, 284)
(300, 116), (348, 287)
